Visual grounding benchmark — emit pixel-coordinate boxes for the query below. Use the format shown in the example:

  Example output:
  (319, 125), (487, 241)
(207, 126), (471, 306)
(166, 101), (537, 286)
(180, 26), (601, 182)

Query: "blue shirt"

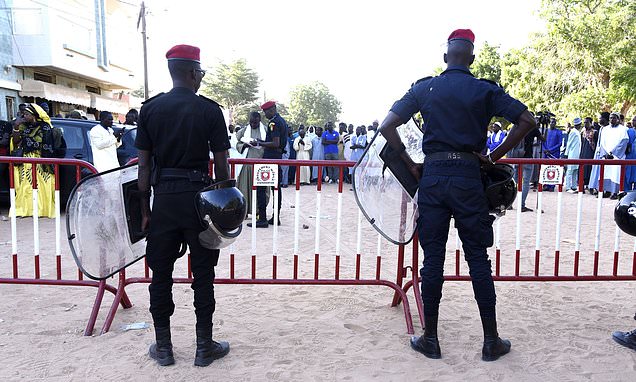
(263, 113), (288, 159)
(543, 128), (563, 158)
(390, 66), (527, 155)
(321, 130), (340, 155)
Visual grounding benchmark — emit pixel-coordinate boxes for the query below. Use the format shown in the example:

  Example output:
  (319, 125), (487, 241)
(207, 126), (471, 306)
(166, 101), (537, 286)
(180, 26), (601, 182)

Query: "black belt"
(159, 168), (210, 183)
(425, 151), (479, 163)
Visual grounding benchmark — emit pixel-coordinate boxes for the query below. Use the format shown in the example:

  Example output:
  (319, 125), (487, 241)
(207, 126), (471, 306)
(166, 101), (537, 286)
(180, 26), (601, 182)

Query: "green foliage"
(287, 82), (342, 126)
(199, 59), (260, 125)
(471, 42), (502, 83)
(499, 0), (636, 121)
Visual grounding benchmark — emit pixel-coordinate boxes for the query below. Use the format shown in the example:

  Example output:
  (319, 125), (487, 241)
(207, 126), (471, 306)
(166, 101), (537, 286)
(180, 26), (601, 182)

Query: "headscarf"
(25, 103), (52, 127)
(18, 103), (54, 156)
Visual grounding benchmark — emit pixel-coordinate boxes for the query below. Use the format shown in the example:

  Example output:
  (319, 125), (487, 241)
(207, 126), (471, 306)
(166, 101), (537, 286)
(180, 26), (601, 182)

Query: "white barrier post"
(294, 178), (300, 255)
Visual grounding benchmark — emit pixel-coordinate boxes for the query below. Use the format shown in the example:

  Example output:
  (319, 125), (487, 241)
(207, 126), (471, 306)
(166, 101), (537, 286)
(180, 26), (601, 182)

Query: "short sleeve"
(134, 106), (152, 150)
(390, 85), (421, 124)
(490, 87), (527, 124)
(269, 120), (281, 139)
(207, 105), (231, 153)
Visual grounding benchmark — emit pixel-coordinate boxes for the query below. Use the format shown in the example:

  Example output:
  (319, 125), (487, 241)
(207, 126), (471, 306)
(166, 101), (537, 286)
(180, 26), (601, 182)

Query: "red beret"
(448, 29), (475, 44)
(260, 101), (276, 110)
(165, 44), (200, 62)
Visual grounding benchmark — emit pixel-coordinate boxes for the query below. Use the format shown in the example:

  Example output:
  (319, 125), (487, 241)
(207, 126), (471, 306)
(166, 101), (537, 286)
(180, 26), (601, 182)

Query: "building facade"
(0, 0), (141, 121)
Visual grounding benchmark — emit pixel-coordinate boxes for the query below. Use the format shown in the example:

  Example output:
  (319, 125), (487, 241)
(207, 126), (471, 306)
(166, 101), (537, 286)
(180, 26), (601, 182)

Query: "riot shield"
(352, 119), (424, 245)
(66, 164), (148, 280)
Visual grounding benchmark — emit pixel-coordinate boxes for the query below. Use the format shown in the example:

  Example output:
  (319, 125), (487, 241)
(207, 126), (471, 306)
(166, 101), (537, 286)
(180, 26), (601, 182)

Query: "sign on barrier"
(539, 164), (564, 185)
(254, 163), (278, 186)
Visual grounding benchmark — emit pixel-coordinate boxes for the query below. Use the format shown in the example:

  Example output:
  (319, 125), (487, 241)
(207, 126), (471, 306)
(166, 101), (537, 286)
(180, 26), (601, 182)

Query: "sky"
(139, 0), (545, 125)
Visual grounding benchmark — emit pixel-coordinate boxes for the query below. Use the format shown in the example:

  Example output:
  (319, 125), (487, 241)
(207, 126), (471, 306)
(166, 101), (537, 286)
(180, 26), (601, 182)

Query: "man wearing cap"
(252, 100), (288, 228)
(563, 118), (582, 193)
(378, 29), (536, 361)
(486, 122), (506, 154)
(135, 44), (231, 367)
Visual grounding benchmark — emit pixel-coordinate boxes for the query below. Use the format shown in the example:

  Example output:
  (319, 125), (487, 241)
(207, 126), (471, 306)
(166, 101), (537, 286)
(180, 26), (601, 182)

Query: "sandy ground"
(1, 184), (636, 381)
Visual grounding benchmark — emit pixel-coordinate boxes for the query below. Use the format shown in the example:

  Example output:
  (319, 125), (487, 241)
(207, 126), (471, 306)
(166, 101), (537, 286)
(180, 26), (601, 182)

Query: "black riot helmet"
(614, 191), (636, 237)
(481, 163), (517, 215)
(195, 179), (247, 249)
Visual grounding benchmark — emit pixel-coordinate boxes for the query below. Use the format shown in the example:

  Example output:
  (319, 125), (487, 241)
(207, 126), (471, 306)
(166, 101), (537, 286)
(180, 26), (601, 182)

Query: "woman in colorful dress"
(10, 103), (56, 218)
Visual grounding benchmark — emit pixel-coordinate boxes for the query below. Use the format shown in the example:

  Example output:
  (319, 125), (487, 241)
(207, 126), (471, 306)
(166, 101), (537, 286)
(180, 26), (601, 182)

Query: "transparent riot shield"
(66, 164), (149, 280)
(352, 119), (424, 245)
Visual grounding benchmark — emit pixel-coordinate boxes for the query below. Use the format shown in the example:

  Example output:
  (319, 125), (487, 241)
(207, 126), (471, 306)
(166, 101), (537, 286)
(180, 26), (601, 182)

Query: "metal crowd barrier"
(2, 156), (636, 336)
(0, 156), (133, 336)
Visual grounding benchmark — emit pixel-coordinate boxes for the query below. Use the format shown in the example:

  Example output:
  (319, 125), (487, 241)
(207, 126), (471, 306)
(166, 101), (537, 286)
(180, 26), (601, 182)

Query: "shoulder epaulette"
(199, 95), (223, 108)
(479, 78), (502, 88)
(141, 92), (165, 105)
(412, 76), (433, 86)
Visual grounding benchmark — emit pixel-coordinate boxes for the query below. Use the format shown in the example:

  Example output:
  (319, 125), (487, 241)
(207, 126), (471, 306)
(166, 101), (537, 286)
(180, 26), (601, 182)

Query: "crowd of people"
(0, 102), (139, 218)
(232, 118), (378, 190)
(486, 111), (636, 212)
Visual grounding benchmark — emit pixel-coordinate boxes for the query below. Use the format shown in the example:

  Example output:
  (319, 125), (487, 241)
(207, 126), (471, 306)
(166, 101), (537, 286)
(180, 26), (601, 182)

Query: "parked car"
(0, 118), (138, 207)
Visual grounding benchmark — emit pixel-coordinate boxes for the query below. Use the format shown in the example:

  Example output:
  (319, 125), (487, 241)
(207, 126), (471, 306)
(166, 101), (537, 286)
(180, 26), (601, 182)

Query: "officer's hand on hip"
(474, 152), (495, 168)
(408, 161), (423, 182)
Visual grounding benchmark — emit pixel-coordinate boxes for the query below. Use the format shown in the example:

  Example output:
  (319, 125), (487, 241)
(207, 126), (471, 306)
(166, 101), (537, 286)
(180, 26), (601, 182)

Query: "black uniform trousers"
(256, 165), (282, 219)
(417, 159), (497, 319)
(146, 180), (219, 330)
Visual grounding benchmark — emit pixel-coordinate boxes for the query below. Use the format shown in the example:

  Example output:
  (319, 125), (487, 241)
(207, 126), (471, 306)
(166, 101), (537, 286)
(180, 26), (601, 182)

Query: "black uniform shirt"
(523, 127), (542, 158)
(263, 113), (288, 159)
(391, 65), (527, 155)
(135, 87), (230, 173)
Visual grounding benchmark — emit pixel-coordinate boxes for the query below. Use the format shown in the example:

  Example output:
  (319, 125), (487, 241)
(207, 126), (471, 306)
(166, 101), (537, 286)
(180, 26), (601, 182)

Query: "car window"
(57, 126), (86, 150)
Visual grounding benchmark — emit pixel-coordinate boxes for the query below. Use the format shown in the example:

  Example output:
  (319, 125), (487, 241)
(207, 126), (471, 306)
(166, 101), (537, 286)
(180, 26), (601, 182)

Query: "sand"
(1, 184), (635, 381)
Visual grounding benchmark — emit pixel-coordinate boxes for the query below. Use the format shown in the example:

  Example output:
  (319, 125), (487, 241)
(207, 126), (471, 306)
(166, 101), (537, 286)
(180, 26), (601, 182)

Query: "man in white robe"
(293, 127), (312, 184)
(589, 112), (629, 198)
(236, 112), (267, 214)
(89, 111), (121, 172)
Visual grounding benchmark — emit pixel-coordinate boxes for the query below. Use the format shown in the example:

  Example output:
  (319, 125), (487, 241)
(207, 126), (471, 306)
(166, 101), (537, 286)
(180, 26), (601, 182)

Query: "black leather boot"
(194, 328), (230, 367)
(149, 326), (175, 366)
(410, 315), (441, 359)
(481, 316), (511, 361)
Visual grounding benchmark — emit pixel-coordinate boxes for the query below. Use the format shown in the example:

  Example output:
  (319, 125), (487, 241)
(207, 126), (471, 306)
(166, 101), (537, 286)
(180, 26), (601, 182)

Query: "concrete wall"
(0, 0), (22, 120)
(11, 0), (140, 90)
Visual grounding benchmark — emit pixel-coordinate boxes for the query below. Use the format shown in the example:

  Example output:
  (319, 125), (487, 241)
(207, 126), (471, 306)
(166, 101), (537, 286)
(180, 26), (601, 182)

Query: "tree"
(471, 41), (502, 83)
(199, 59), (260, 125)
(500, 0), (636, 120)
(287, 82), (342, 126)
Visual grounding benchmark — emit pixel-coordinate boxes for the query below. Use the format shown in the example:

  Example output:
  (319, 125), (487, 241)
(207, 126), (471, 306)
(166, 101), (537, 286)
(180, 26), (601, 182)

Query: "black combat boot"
(481, 316), (511, 361)
(194, 327), (230, 367)
(410, 315), (441, 359)
(149, 326), (175, 366)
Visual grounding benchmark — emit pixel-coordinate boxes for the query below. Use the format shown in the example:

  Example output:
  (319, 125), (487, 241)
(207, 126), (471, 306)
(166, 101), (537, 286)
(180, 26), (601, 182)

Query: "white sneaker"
(566, 189), (575, 193)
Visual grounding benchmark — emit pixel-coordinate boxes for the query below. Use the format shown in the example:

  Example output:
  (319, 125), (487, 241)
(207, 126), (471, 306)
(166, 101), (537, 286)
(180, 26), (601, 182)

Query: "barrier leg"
(393, 285), (415, 335)
(100, 270), (130, 335)
(84, 280), (107, 336)
(391, 244), (406, 307)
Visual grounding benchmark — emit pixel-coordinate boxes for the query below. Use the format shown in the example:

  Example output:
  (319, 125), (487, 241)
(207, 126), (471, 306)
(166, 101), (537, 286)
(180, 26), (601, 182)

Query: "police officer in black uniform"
(136, 44), (231, 367)
(379, 29), (536, 361)
(253, 101), (288, 228)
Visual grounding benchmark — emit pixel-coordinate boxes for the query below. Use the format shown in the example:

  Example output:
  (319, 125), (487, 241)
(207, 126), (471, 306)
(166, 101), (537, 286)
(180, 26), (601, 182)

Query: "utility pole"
(137, 1), (149, 100)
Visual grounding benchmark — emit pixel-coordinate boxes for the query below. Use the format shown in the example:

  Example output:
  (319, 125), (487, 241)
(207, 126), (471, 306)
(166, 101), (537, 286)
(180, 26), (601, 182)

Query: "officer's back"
(396, 69), (519, 156)
(140, 89), (225, 173)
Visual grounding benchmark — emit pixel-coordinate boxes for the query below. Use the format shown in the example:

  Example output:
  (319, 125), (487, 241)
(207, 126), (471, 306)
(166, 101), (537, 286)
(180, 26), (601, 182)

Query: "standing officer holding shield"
(136, 44), (231, 367)
(379, 29), (536, 361)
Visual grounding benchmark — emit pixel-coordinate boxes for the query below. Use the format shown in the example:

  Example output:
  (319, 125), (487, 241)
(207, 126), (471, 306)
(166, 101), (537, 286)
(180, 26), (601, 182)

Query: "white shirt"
(89, 124), (121, 172)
